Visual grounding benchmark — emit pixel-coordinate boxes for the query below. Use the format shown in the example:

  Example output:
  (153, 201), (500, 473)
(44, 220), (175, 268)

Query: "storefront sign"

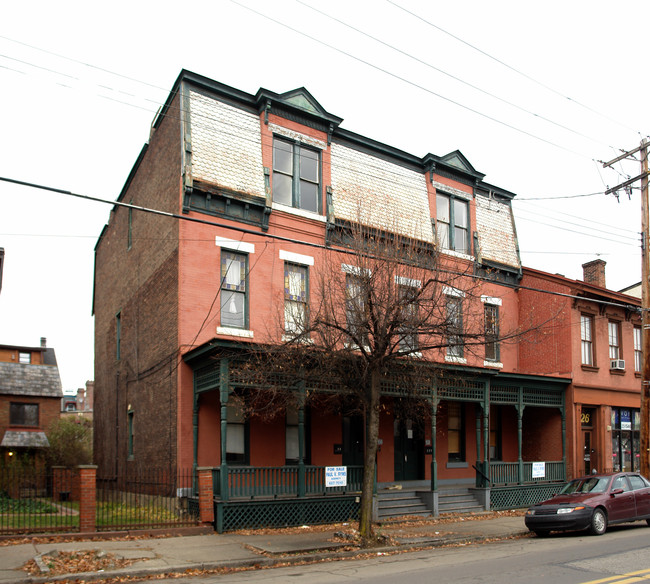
(325, 466), (347, 487)
(532, 462), (546, 478)
(621, 409), (631, 430)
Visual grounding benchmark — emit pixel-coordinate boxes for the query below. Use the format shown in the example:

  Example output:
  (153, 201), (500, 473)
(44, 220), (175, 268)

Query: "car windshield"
(560, 477), (609, 494)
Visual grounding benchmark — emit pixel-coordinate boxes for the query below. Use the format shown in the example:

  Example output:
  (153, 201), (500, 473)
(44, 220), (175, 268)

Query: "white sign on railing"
(532, 462), (546, 479)
(325, 466), (347, 487)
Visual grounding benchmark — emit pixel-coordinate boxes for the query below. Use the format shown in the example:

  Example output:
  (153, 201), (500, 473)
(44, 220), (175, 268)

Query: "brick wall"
(522, 407), (563, 461)
(518, 273), (573, 376)
(0, 395), (62, 438)
(94, 90), (182, 477)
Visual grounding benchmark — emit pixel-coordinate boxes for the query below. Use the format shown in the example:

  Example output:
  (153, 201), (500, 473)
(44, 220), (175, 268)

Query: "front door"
(583, 430), (593, 475)
(342, 415), (364, 467)
(394, 418), (424, 481)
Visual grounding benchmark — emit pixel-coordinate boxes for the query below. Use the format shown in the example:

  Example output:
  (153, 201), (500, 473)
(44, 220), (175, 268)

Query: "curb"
(10, 530), (530, 584)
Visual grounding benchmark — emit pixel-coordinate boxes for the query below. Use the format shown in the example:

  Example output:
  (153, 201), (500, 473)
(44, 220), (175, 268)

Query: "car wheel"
(533, 530), (550, 537)
(590, 508), (607, 535)
(646, 519), (650, 527)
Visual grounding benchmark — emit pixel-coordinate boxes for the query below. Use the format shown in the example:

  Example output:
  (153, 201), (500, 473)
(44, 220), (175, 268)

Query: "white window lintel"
(215, 237), (255, 254)
(280, 250), (314, 266)
(481, 295), (502, 306)
(443, 286), (465, 298)
(395, 275), (422, 288)
(342, 264), (371, 277)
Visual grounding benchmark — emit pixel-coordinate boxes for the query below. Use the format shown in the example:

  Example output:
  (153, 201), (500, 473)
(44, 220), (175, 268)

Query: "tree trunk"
(358, 369), (380, 543)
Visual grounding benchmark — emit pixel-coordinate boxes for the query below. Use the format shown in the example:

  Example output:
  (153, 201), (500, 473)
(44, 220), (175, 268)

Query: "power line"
(515, 214), (638, 246)
(0, 42), (639, 252)
(296, 0), (617, 151)
(228, 0), (594, 160)
(515, 191), (605, 201)
(1, 175), (640, 312)
(386, 0), (638, 136)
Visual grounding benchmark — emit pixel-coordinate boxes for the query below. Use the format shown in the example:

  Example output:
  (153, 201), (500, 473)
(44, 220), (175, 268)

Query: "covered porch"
(187, 351), (568, 530)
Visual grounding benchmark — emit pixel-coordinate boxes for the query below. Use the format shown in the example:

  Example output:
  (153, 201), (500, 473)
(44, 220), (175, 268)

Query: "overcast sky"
(1, 1), (647, 392)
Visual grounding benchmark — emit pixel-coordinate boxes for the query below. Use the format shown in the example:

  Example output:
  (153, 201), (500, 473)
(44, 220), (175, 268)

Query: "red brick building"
(0, 338), (63, 462)
(94, 71), (633, 528)
(520, 260), (642, 479)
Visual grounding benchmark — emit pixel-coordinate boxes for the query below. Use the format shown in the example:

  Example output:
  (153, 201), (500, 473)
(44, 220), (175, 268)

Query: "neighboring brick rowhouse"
(582, 259), (606, 288)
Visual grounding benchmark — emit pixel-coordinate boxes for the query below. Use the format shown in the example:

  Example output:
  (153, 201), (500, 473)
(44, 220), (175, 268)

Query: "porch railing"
(489, 461), (565, 486)
(212, 465), (364, 499)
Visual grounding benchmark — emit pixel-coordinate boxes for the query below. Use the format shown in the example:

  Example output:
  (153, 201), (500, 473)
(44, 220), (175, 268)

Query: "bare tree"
(243, 210), (548, 545)
(272, 215), (501, 543)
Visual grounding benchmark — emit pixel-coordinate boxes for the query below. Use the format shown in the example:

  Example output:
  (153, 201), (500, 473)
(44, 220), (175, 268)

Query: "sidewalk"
(0, 514), (529, 584)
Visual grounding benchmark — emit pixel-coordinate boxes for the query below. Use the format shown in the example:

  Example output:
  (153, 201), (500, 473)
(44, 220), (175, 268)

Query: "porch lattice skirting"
(490, 484), (561, 510)
(214, 496), (360, 533)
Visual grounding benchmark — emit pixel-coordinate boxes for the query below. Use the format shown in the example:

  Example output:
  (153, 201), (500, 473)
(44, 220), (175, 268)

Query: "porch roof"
(1, 430), (50, 448)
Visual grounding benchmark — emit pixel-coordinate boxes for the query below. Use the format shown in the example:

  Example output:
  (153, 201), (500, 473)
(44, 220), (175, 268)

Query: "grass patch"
(0, 496), (58, 514)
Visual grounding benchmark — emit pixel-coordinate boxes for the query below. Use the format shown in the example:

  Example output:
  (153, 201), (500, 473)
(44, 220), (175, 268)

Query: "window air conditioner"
(610, 359), (625, 370)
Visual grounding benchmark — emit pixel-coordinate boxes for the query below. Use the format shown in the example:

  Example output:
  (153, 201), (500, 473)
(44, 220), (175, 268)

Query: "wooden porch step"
(377, 489), (432, 519)
(438, 489), (484, 514)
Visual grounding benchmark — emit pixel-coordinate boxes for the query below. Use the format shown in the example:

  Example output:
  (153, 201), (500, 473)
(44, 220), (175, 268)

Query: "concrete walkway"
(0, 514), (529, 584)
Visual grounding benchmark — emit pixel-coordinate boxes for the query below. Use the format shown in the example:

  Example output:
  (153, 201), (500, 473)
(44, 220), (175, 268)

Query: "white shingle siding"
(475, 195), (520, 269)
(330, 143), (434, 242)
(189, 89), (265, 197)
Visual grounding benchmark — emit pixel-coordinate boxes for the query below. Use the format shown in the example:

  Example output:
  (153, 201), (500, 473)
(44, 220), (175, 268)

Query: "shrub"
(45, 417), (93, 468)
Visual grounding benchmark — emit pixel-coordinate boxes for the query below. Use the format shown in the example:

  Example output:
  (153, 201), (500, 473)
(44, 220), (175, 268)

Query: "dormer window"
(273, 138), (320, 213)
(436, 193), (469, 254)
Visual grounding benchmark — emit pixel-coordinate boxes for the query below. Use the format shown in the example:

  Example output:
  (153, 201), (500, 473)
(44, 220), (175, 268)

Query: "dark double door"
(341, 415), (424, 481)
(394, 418), (424, 481)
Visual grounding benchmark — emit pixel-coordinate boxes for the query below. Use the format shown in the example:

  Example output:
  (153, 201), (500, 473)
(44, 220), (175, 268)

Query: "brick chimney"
(582, 259), (606, 288)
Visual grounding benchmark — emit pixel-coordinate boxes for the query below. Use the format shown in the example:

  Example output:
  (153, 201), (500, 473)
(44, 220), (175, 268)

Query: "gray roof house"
(0, 338), (63, 453)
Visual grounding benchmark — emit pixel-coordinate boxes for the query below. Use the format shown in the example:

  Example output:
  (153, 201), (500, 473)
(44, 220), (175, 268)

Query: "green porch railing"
(489, 461), (565, 486)
(211, 465), (364, 499)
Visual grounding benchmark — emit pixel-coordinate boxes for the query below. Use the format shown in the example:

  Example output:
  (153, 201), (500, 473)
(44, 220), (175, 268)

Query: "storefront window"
(611, 408), (640, 472)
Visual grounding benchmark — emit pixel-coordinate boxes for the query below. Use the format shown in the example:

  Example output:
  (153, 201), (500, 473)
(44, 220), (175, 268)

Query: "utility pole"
(604, 140), (650, 477)
(640, 139), (650, 479)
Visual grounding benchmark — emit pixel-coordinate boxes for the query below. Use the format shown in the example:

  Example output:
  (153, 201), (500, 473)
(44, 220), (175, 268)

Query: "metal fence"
(95, 468), (199, 531)
(0, 465), (77, 535)
(0, 465), (200, 535)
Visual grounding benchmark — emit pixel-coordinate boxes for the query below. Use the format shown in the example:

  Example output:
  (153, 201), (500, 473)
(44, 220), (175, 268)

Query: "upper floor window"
(581, 314), (594, 366)
(346, 274), (369, 347)
(436, 193), (469, 254)
(284, 263), (308, 335)
(398, 284), (419, 352)
(220, 251), (248, 329)
(446, 295), (464, 358)
(608, 321), (620, 360)
(10, 402), (38, 427)
(273, 138), (320, 214)
(127, 409), (135, 459)
(484, 303), (500, 361)
(116, 312), (122, 361)
(18, 352), (31, 364)
(635, 326), (642, 372)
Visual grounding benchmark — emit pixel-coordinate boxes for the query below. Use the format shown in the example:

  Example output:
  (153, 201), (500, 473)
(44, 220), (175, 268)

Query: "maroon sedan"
(525, 472), (650, 536)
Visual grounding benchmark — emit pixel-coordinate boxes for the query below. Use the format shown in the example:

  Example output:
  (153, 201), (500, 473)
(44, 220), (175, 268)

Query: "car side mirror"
(610, 488), (624, 496)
